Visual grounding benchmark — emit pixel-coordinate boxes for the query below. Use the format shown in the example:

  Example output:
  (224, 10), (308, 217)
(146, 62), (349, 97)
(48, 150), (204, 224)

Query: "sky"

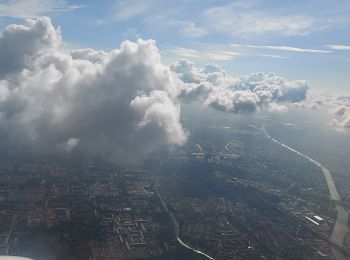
(0, 0), (349, 95)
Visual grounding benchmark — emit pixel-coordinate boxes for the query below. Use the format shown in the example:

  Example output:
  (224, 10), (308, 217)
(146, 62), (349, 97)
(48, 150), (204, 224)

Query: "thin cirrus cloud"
(202, 3), (316, 36)
(96, 0), (157, 25)
(111, 0), (156, 22)
(0, 0), (79, 18)
(170, 47), (241, 61)
(152, 19), (208, 39)
(237, 44), (332, 53)
(170, 46), (288, 62)
(258, 54), (288, 59)
(170, 47), (201, 59)
(327, 45), (350, 50)
(177, 21), (208, 38)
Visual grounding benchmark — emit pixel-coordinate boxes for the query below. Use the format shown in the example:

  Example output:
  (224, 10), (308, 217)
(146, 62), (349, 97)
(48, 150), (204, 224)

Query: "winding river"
(261, 125), (350, 260)
(155, 186), (215, 260)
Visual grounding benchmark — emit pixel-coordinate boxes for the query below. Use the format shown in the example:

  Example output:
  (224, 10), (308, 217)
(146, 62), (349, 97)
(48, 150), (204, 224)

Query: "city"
(0, 112), (348, 259)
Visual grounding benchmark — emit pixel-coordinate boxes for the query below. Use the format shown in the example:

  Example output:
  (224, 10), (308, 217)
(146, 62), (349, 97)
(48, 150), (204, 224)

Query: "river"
(261, 125), (350, 260)
(155, 186), (215, 260)
(156, 124), (349, 259)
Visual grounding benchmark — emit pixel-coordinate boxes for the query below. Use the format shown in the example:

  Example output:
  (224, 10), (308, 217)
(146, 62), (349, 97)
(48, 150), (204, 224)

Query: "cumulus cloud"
(70, 48), (108, 63)
(0, 17), (187, 164)
(170, 59), (308, 114)
(331, 108), (350, 129)
(300, 95), (350, 130)
(0, 17), (61, 77)
(267, 103), (288, 113)
(326, 97), (350, 129)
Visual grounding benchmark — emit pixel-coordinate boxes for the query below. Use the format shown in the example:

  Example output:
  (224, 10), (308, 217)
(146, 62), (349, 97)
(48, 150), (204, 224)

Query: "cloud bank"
(303, 95), (350, 130)
(0, 17), (187, 164)
(170, 59), (309, 114)
(3, 16), (342, 165)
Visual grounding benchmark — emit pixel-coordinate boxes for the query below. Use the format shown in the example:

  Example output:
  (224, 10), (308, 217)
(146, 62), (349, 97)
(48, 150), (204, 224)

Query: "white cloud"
(171, 47), (201, 59)
(203, 4), (315, 36)
(0, 17), (187, 164)
(243, 44), (332, 53)
(112, 0), (156, 22)
(144, 16), (208, 39)
(179, 21), (208, 38)
(327, 45), (350, 50)
(0, 17), (62, 77)
(58, 137), (80, 153)
(205, 90), (260, 113)
(0, 0), (79, 18)
(329, 103), (350, 129)
(170, 59), (205, 83)
(267, 102), (288, 113)
(300, 95), (350, 130)
(206, 51), (240, 61)
(171, 59), (308, 114)
(258, 54), (288, 59)
(71, 48), (108, 63)
(170, 47), (241, 61)
(328, 97), (350, 129)
(169, 44), (291, 62)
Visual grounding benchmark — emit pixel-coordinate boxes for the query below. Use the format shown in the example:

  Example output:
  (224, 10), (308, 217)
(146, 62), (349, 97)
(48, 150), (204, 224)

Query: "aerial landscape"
(0, 0), (349, 259)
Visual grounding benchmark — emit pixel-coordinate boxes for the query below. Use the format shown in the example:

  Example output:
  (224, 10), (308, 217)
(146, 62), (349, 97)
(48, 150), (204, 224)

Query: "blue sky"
(0, 0), (349, 94)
